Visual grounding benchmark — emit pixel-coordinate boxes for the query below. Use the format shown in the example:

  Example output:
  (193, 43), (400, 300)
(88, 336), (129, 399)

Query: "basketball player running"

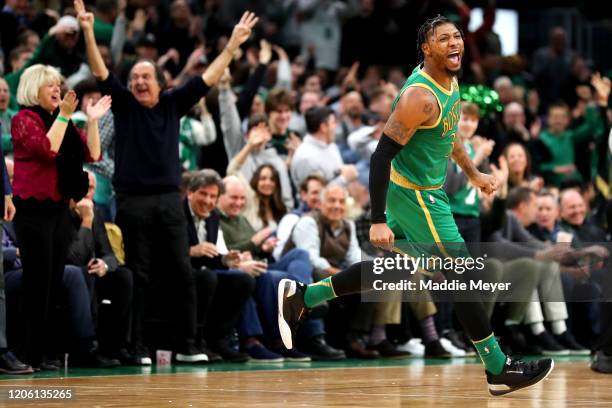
(278, 16), (554, 396)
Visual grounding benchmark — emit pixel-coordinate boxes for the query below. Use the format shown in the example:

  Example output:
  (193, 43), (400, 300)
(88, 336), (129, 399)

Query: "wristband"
(56, 116), (69, 124)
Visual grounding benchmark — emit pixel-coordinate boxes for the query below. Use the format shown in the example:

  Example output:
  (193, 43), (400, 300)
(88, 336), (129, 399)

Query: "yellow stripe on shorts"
(415, 190), (451, 258)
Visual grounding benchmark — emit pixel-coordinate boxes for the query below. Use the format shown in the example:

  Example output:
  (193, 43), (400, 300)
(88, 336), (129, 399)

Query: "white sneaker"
(439, 337), (466, 357)
(397, 338), (425, 357)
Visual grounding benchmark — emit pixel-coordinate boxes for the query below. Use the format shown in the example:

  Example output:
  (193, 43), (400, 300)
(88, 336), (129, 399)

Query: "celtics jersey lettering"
(448, 141), (480, 217)
(391, 65), (461, 188)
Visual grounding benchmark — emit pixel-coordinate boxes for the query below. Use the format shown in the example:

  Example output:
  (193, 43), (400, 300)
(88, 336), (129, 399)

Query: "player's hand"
(470, 172), (497, 195)
(370, 223), (395, 251)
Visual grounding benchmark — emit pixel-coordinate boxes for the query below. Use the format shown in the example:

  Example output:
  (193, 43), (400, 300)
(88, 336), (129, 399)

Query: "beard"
(445, 66), (463, 78)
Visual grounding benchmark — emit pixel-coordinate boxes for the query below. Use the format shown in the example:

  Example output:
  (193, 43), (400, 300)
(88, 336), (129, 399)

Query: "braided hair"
(416, 15), (464, 64)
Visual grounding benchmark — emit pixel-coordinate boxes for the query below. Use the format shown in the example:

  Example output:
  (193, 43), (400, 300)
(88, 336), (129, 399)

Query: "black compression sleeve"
(369, 134), (403, 224)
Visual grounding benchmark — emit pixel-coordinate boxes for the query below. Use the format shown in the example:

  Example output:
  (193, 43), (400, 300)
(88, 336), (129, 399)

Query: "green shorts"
(386, 181), (468, 260)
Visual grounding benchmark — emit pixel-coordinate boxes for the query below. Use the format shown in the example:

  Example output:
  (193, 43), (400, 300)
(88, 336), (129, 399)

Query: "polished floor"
(0, 356), (609, 407)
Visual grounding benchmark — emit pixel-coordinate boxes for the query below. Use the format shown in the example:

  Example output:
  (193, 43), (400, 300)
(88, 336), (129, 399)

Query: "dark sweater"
(98, 73), (210, 194)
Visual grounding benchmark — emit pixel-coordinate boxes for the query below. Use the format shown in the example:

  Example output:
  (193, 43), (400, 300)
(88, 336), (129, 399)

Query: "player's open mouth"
(448, 52), (461, 65)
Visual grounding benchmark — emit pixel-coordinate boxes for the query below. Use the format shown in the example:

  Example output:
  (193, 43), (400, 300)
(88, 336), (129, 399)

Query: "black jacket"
(66, 207), (118, 273)
(183, 198), (225, 271)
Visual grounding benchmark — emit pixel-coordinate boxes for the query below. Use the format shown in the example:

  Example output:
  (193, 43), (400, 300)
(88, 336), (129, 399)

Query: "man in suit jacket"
(184, 169), (264, 363)
(66, 171), (133, 365)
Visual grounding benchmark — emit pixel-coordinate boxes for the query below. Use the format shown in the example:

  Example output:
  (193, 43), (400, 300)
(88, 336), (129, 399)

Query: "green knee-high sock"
(473, 333), (506, 375)
(304, 277), (337, 308)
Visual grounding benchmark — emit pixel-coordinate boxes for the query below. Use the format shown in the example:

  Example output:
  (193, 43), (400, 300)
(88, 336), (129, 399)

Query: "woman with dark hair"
(249, 163), (287, 231)
(503, 142), (545, 191)
(11, 64), (110, 370)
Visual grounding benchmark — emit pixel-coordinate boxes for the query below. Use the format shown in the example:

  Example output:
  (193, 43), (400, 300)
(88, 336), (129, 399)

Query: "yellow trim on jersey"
(405, 83), (444, 130)
(390, 166), (443, 190)
(415, 190), (451, 258)
(418, 69), (453, 96)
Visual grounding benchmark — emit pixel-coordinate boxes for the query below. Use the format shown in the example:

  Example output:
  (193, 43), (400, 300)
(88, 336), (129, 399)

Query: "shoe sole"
(591, 362), (612, 374)
(489, 359), (555, 396)
(246, 358), (285, 364)
(542, 350), (570, 356)
(285, 357), (312, 362)
(379, 354), (413, 360)
(0, 368), (34, 374)
(568, 349), (591, 356)
(278, 279), (296, 350)
(175, 354), (209, 363)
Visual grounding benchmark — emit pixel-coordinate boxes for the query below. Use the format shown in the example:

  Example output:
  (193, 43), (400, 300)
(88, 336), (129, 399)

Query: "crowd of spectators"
(1, 0), (611, 374)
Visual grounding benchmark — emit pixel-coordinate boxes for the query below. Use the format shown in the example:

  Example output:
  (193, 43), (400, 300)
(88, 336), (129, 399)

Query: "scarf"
(28, 105), (88, 201)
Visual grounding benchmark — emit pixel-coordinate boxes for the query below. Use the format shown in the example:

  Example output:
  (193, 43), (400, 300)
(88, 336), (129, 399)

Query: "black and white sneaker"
(554, 331), (590, 356)
(175, 344), (208, 363)
(534, 331), (570, 356)
(487, 357), (554, 396)
(278, 279), (309, 349)
(128, 344), (152, 366)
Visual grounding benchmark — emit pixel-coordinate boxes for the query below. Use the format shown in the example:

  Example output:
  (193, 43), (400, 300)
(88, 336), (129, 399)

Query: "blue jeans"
(238, 269), (289, 339)
(5, 265), (95, 340)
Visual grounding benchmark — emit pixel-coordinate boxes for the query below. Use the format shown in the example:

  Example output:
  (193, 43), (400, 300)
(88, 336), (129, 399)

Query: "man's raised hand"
(226, 12), (259, 53)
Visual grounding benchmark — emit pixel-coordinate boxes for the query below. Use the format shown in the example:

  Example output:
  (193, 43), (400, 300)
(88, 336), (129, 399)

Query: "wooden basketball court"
(1, 358), (610, 407)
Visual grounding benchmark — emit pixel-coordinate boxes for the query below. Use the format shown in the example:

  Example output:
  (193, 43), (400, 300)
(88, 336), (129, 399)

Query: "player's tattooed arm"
(454, 140), (498, 194)
(451, 141), (479, 180)
(383, 117), (415, 145)
(384, 86), (438, 145)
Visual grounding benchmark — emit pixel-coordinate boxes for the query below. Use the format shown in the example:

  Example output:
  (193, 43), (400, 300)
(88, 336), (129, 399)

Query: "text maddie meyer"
(372, 279), (511, 293)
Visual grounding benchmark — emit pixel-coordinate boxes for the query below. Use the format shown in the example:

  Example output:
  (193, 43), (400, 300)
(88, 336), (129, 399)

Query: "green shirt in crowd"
(539, 106), (603, 187)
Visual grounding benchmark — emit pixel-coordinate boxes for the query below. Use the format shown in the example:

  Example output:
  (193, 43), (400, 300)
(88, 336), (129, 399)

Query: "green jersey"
(391, 66), (461, 189)
(448, 141), (480, 217)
